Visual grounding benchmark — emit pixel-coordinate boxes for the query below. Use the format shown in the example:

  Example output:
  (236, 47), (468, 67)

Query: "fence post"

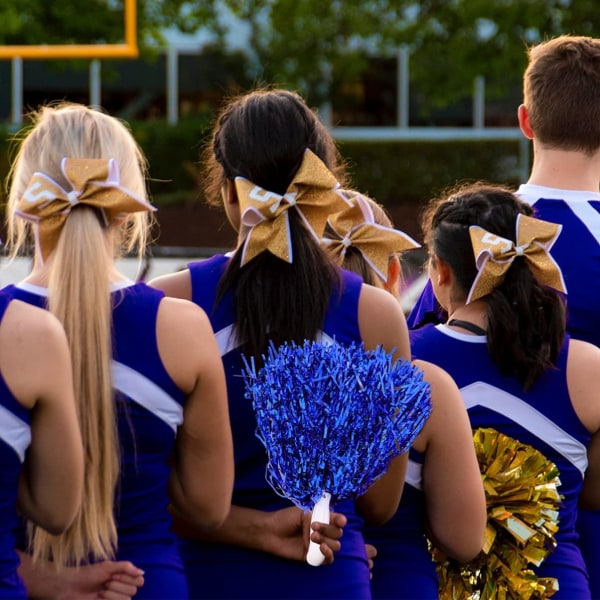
(473, 75), (485, 128)
(167, 46), (179, 125)
(397, 46), (409, 129)
(90, 59), (102, 108)
(11, 57), (23, 126)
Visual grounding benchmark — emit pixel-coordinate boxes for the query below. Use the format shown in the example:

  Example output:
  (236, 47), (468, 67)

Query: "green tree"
(3, 0), (600, 112)
(0, 0), (220, 50)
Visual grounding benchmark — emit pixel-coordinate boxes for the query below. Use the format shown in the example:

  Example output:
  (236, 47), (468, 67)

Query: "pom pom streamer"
(432, 427), (562, 600)
(243, 340), (432, 565)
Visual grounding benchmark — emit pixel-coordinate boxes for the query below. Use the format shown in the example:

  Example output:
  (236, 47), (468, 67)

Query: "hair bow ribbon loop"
(16, 157), (155, 260)
(235, 149), (350, 265)
(324, 193), (420, 282)
(466, 213), (567, 303)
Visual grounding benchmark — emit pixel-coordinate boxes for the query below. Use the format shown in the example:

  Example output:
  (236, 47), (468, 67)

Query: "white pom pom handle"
(306, 491), (332, 567)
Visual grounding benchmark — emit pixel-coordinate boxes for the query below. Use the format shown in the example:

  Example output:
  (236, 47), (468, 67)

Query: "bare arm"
(354, 284), (412, 524)
(18, 551), (144, 600)
(157, 297), (234, 530)
(1, 301), (83, 534)
(151, 272), (348, 562)
(171, 504), (347, 564)
(148, 269), (192, 300)
(567, 340), (600, 510)
(414, 360), (486, 562)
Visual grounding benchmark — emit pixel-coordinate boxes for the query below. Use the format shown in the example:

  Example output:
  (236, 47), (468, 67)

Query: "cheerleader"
(3, 103), (234, 598)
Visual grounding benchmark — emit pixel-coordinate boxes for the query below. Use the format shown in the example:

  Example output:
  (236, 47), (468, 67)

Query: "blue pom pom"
(243, 340), (432, 511)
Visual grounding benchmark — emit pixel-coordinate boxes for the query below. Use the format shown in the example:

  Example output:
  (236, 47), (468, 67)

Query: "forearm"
(171, 504), (276, 554)
(17, 551), (63, 599)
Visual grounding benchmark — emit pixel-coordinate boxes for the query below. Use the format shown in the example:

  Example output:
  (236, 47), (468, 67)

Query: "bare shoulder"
(156, 296), (221, 394)
(157, 296), (213, 334)
(568, 338), (600, 365)
(0, 300), (72, 409)
(358, 282), (403, 318)
(358, 283), (409, 359)
(567, 338), (600, 432)
(412, 359), (455, 387)
(149, 269), (193, 300)
(1, 299), (66, 353)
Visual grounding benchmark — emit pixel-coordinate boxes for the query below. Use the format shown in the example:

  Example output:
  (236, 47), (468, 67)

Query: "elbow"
(34, 508), (79, 536)
(429, 516), (486, 564)
(431, 531), (484, 564)
(447, 538), (484, 564)
(191, 502), (231, 532)
(175, 489), (232, 532)
(355, 497), (400, 527)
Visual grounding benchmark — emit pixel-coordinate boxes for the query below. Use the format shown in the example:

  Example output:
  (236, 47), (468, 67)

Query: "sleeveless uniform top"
(2, 281), (189, 599)
(409, 324), (590, 599)
(406, 185), (600, 597)
(364, 446), (434, 599)
(178, 254), (373, 599)
(0, 294), (30, 599)
(518, 184), (600, 599)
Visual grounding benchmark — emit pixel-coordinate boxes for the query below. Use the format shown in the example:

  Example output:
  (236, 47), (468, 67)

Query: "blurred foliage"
(0, 117), (525, 210)
(2, 1), (600, 110)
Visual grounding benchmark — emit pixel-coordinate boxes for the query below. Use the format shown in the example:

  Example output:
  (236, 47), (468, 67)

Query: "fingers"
(365, 543), (377, 559)
(310, 512), (345, 542)
(309, 511), (347, 564)
(98, 562), (144, 600)
(99, 573), (144, 600)
(329, 512), (348, 529)
(365, 543), (378, 579)
(107, 561), (145, 578)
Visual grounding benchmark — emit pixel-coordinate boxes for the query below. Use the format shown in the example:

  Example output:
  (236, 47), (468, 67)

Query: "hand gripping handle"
(306, 492), (332, 567)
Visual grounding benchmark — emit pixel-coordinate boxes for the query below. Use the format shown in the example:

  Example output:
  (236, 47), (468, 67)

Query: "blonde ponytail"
(29, 208), (118, 566)
(6, 103), (153, 567)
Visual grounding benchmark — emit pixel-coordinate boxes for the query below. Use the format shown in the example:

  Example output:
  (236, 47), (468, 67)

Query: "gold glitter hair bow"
(323, 192), (420, 282)
(16, 157), (155, 260)
(234, 149), (351, 266)
(466, 213), (567, 304)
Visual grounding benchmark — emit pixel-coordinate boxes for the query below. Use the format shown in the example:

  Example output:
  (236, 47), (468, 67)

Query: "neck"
(446, 299), (488, 329)
(24, 256), (129, 288)
(528, 143), (600, 192)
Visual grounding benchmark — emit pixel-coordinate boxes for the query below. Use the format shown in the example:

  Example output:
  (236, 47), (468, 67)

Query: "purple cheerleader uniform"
(407, 184), (600, 597)
(2, 281), (189, 599)
(178, 254), (372, 600)
(0, 294), (30, 598)
(410, 324), (591, 599)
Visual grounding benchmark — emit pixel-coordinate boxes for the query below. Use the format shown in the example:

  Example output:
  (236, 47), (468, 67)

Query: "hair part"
(422, 182), (566, 390)
(524, 35), (600, 155)
(6, 102), (153, 565)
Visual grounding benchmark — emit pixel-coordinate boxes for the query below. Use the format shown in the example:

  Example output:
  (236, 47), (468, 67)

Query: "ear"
(384, 256), (401, 296)
(518, 104), (534, 140)
(222, 179), (238, 206)
(431, 255), (452, 287)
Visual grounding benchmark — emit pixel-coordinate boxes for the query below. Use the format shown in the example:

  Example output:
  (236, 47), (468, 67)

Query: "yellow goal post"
(0, 0), (138, 59)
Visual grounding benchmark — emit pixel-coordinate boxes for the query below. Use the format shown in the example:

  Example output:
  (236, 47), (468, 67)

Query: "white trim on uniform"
(214, 326), (335, 357)
(0, 403), (31, 462)
(518, 184), (600, 246)
(405, 458), (423, 490)
(462, 381), (588, 477)
(112, 360), (183, 434)
(435, 324), (487, 343)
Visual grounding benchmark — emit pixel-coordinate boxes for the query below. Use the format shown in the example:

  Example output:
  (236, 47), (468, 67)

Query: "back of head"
(208, 89), (345, 361)
(7, 103), (152, 566)
(7, 102), (151, 256)
(205, 89), (344, 202)
(524, 35), (600, 154)
(423, 183), (566, 389)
